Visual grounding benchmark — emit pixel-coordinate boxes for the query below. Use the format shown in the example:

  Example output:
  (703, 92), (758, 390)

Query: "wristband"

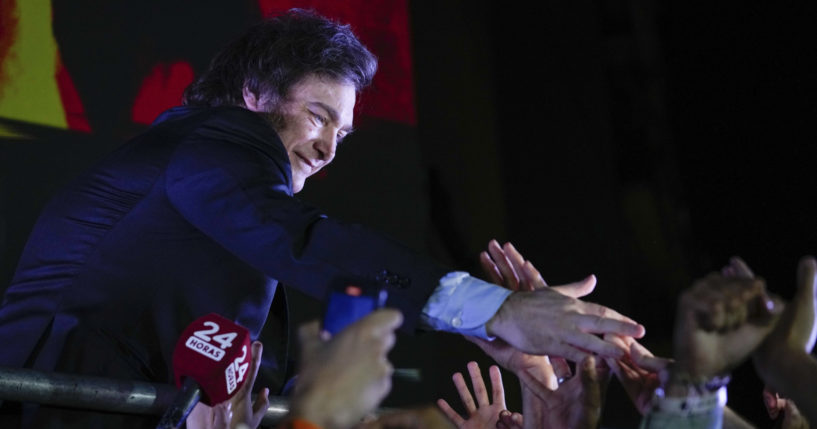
(652, 385), (727, 415)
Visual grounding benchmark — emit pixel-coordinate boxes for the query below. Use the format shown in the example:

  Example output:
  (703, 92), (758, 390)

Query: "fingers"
(501, 242), (545, 291)
(685, 275), (777, 332)
(297, 320), (323, 366)
(467, 361), (491, 407)
(345, 309), (402, 357)
(574, 309), (645, 338)
(566, 330), (627, 359)
(480, 251), (505, 286)
(244, 341), (263, 393)
(358, 309), (404, 336)
(763, 388), (782, 419)
(576, 355), (604, 425)
(517, 369), (557, 403)
(488, 365), (506, 409)
(550, 357), (572, 380)
(436, 398), (466, 427)
(252, 387), (270, 417)
(629, 342), (672, 372)
(794, 255), (817, 352)
(732, 256), (755, 278)
(550, 275), (597, 299)
(498, 410), (524, 429)
(488, 240), (520, 291)
(213, 402), (232, 429)
(452, 371), (477, 413)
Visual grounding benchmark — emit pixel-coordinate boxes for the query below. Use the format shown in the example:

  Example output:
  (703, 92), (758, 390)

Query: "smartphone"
(322, 282), (388, 336)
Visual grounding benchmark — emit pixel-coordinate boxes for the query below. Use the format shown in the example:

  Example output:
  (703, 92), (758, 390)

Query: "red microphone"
(156, 313), (252, 428)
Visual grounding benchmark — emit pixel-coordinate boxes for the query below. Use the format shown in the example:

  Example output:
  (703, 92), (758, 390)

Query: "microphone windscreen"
(171, 313), (252, 405)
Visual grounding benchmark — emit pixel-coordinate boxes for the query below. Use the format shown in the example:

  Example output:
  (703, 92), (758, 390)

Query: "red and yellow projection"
(0, 0), (415, 137)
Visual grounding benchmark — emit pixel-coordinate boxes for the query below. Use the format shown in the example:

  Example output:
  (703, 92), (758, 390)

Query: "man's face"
(269, 75), (356, 193)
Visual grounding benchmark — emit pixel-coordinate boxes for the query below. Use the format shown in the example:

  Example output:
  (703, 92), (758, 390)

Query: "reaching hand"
(290, 309), (402, 429)
(185, 340), (269, 429)
(480, 240), (547, 292)
(437, 362), (510, 429)
(752, 256), (817, 426)
(602, 335), (667, 415)
(672, 271), (781, 379)
(229, 341), (269, 429)
(754, 256), (817, 386)
(475, 240), (570, 399)
(520, 355), (610, 429)
(186, 401), (232, 429)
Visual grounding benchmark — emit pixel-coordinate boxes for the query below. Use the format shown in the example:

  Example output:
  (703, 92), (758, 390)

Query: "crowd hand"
(291, 309), (403, 429)
(186, 341), (270, 429)
(752, 256), (817, 425)
(606, 257), (761, 415)
(480, 240), (548, 292)
(186, 401), (232, 429)
(763, 387), (810, 429)
(673, 270), (782, 380)
(520, 355), (609, 429)
(475, 240), (571, 399)
(437, 362), (511, 429)
(467, 335), (560, 403)
(354, 405), (455, 429)
(480, 239), (595, 300)
(602, 335), (668, 415)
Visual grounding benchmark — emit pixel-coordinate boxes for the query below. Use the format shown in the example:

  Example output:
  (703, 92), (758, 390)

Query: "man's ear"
(242, 87), (262, 112)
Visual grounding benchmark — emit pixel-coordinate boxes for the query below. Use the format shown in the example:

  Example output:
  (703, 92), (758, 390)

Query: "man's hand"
(673, 272), (781, 379)
(290, 309), (402, 429)
(480, 240), (642, 363)
(485, 282), (645, 362)
(437, 362), (509, 429)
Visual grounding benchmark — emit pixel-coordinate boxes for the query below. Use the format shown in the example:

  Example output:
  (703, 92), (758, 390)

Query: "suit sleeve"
(164, 130), (448, 332)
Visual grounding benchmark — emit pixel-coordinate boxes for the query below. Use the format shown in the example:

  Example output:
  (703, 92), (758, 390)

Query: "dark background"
(2, 1), (816, 427)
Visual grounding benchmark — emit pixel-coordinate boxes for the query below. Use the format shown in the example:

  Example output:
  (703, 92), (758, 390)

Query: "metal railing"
(0, 366), (289, 425)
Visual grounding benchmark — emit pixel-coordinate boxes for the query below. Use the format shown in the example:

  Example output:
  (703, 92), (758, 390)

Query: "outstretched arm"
(753, 256), (817, 426)
(641, 266), (781, 429)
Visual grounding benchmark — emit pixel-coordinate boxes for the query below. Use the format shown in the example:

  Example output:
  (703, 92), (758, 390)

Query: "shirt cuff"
(419, 271), (512, 339)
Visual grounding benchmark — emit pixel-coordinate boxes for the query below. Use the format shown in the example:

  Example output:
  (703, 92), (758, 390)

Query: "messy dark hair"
(183, 9), (377, 110)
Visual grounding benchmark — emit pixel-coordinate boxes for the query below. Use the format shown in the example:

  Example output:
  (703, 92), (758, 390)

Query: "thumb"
(793, 256), (817, 352)
(297, 320), (324, 365)
(551, 275), (596, 298)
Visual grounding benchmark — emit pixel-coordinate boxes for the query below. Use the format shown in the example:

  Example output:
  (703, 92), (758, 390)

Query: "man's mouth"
(295, 153), (316, 170)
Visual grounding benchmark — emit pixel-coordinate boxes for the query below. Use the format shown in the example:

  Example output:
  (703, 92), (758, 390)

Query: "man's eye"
(311, 112), (327, 124)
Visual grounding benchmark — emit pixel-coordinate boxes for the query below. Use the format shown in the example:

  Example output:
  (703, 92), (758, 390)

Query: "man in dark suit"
(0, 9), (643, 427)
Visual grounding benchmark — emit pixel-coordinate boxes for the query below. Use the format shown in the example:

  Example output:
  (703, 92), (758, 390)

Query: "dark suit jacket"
(0, 106), (447, 426)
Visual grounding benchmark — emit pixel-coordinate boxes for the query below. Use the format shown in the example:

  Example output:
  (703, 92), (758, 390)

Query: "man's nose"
(315, 130), (337, 163)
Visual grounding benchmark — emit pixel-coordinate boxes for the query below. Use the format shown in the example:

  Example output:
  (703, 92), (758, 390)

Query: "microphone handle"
(155, 377), (202, 429)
